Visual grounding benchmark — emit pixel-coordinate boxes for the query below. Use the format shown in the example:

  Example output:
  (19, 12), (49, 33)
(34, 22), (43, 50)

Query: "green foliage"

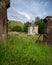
(11, 25), (22, 32)
(8, 20), (24, 32)
(24, 22), (32, 32)
(35, 17), (45, 34)
(0, 34), (52, 65)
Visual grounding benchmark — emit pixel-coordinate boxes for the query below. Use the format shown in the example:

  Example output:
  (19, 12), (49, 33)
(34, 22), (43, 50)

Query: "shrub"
(35, 17), (45, 34)
(23, 22), (32, 32)
(11, 25), (22, 32)
(8, 20), (24, 32)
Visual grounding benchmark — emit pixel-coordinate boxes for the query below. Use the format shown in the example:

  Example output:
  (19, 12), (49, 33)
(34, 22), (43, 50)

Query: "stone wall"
(28, 26), (38, 35)
(0, 0), (10, 38)
(43, 16), (52, 45)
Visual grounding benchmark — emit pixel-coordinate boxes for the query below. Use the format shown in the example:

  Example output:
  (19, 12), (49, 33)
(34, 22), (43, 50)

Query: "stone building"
(43, 16), (52, 45)
(0, 0), (10, 38)
(28, 25), (38, 35)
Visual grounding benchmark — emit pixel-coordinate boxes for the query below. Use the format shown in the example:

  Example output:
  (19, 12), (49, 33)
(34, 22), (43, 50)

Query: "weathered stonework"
(28, 25), (38, 35)
(0, 0), (10, 38)
(43, 16), (52, 45)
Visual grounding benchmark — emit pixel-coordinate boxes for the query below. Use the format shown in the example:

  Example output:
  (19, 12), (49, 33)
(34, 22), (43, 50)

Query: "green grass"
(0, 33), (52, 65)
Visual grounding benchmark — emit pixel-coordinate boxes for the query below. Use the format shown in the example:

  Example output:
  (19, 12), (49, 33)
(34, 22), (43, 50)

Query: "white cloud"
(17, 11), (30, 20)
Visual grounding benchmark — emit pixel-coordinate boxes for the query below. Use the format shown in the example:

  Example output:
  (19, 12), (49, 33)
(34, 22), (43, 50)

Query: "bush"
(23, 22), (32, 32)
(35, 17), (45, 34)
(11, 25), (22, 32)
(8, 20), (24, 32)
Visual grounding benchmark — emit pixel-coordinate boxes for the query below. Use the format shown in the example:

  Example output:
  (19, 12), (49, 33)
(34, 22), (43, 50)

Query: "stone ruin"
(0, 0), (10, 38)
(43, 16), (52, 45)
(28, 25), (38, 35)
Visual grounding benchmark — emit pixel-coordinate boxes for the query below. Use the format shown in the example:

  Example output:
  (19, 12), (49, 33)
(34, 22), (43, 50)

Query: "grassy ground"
(0, 33), (52, 65)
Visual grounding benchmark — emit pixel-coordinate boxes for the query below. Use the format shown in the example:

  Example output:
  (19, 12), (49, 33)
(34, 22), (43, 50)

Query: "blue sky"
(7, 0), (52, 22)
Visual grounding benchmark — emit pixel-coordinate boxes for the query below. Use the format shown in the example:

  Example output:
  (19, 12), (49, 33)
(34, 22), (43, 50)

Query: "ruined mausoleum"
(28, 25), (38, 35)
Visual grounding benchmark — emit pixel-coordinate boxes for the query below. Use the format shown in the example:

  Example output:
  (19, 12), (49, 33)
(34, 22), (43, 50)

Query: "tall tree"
(35, 17), (45, 34)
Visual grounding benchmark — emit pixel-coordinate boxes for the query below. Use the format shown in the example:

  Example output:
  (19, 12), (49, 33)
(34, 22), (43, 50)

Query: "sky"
(7, 0), (52, 22)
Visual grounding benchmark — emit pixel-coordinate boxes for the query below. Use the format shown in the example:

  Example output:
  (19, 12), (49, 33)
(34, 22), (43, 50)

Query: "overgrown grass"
(0, 34), (52, 65)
